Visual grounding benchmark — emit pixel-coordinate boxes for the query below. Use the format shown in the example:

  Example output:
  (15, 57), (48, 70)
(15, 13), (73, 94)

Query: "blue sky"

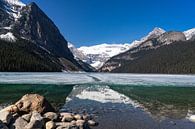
(22, 0), (195, 47)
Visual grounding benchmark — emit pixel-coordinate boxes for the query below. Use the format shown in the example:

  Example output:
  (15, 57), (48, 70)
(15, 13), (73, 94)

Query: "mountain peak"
(129, 27), (166, 49)
(147, 27), (166, 38)
(140, 27), (165, 42)
(28, 2), (38, 8)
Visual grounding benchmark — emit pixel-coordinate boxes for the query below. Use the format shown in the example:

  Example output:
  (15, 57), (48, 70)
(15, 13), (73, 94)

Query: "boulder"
(15, 94), (55, 114)
(0, 120), (9, 129)
(44, 112), (58, 121)
(61, 113), (74, 122)
(45, 121), (56, 129)
(12, 117), (28, 129)
(25, 111), (43, 129)
(0, 111), (12, 124)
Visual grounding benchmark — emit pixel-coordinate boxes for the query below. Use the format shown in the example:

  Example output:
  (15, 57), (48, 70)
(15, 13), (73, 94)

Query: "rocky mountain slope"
(100, 28), (195, 73)
(0, 0), (94, 72)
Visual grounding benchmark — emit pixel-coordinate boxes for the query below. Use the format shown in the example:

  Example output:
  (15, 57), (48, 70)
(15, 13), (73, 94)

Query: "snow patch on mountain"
(78, 43), (131, 69)
(4, 0), (25, 7)
(3, 0), (25, 20)
(79, 43), (130, 57)
(184, 28), (195, 40)
(0, 32), (16, 42)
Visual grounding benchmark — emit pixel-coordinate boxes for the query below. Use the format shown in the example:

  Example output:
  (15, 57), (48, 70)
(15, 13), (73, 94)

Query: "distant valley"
(70, 28), (195, 74)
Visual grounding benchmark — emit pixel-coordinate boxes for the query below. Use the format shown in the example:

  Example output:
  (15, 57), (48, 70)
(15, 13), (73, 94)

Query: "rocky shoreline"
(0, 94), (98, 129)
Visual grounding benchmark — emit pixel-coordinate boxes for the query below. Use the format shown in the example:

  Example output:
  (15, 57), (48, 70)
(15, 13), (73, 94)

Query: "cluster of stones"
(0, 94), (98, 129)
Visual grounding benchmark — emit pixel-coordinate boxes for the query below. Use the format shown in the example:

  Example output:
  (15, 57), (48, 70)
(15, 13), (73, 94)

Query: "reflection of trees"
(111, 86), (195, 120)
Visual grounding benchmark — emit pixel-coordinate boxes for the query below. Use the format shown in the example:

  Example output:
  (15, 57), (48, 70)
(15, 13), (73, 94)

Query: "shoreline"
(0, 94), (98, 129)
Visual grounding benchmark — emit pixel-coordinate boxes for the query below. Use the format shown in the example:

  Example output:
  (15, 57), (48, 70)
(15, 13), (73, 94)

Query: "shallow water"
(0, 72), (195, 129)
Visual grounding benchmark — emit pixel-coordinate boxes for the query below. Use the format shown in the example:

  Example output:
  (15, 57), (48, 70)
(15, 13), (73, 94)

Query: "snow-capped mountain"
(184, 28), (195, 40)
(4, 0), (25, 6)
(77, 43), (131, 69)
(100, 28), (188, 72)
(128, 27), (166, 50)
(0, 0), (94, 72)
(0, 0), (26, 42)
(1, 0), (25, 20)
(69, 27), (166, 69)
(68, 42), (87, 60)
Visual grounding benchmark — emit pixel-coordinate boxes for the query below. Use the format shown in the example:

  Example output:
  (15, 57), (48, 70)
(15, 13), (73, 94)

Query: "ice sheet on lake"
(0, 72), (195, 86)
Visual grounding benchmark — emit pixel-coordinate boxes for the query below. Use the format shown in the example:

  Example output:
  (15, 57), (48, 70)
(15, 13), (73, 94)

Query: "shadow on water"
(110, 85), (195, 120)
(0, 84), (74, 110)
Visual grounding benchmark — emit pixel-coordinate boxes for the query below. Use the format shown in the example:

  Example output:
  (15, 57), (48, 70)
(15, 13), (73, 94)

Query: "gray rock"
(45, 121), (56, 129)
(0, 120), (9, 129)
(12, 117), (28, 129)
(21, 113), (32, 122)
(0, 111), (12, 124)
(25, 111), (43, 129)
(61, 113), (74, 122)
(44, 112), (58, 121)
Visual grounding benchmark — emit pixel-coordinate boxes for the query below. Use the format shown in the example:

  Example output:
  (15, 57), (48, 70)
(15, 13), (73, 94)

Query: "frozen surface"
(0, 72), (195, 86)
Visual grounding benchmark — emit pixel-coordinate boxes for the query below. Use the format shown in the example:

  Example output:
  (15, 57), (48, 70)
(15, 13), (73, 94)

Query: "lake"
(0, 72), (195, 129)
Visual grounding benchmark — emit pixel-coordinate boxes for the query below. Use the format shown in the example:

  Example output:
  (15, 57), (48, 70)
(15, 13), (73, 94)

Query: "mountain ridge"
(0, 0), (94, 72)
(100, 28), (195, 73)
(69, 27), (195, 71)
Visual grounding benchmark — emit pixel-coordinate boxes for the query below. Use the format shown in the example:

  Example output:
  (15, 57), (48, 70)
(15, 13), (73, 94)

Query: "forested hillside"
(111, 41), (195, 74)
(0, 39), (63, 72)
